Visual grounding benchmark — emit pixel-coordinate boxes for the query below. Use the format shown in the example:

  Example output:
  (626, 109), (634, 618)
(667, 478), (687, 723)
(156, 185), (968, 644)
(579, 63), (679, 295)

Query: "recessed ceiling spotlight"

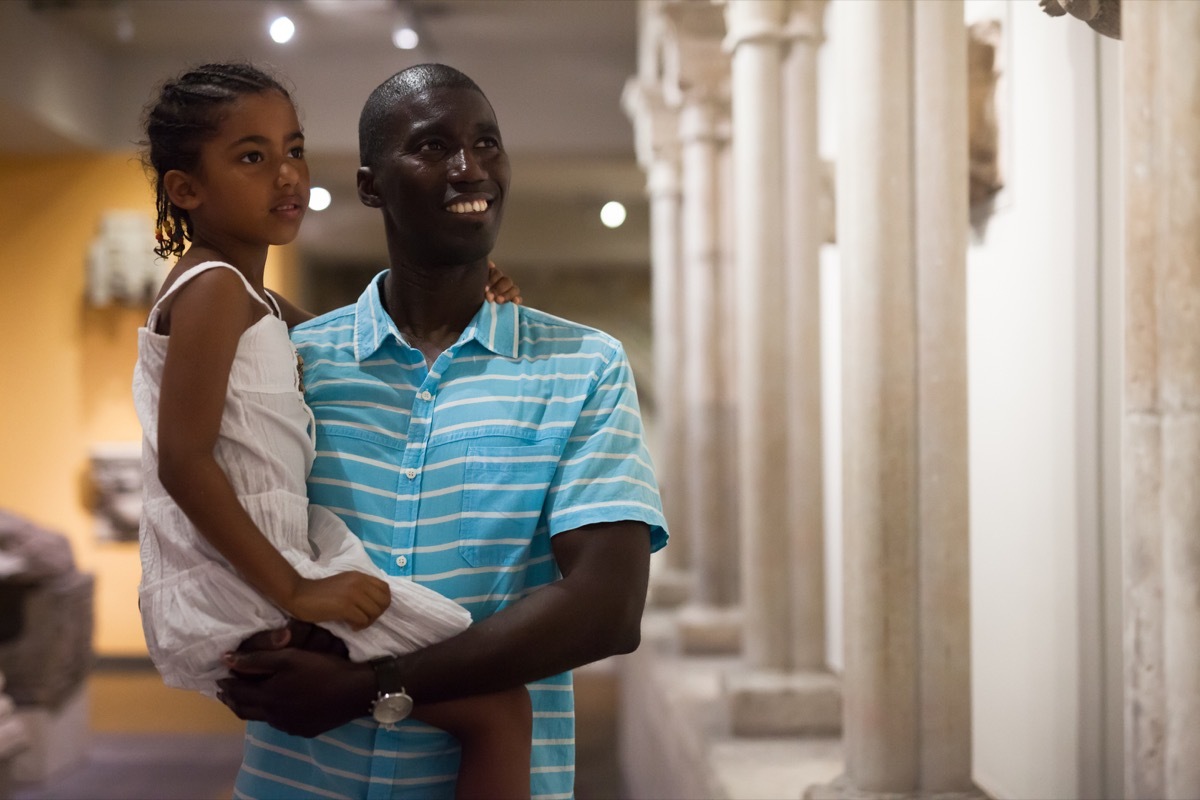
(269, 15), (295, 44)
(392, 26), (419, 50)
(600, 201), (627, 229)
(309, 187), (332, 211)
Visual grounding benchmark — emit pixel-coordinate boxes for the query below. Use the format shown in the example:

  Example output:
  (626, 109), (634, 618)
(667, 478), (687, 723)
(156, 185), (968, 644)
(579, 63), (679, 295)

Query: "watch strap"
(369, 655), (406, 696)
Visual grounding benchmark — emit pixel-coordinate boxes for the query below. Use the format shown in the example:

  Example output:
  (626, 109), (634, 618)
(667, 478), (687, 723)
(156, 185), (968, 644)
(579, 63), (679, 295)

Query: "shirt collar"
(353, 270), (520, 361)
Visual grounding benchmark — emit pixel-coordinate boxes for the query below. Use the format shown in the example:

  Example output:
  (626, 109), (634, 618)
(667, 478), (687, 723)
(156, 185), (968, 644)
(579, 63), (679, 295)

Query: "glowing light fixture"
(309, 187), (332, 211)
(269, 16), (295, 44)
(600, 201), (627, 229)
(393, 26), (419, 49)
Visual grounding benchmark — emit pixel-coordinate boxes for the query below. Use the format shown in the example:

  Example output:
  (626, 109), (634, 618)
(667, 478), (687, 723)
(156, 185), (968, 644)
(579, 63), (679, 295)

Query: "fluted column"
(807, 0), (976, 796)
(720, 0), (840, 738)
(1123, 2), (1200, 798)
(623, 64), (691, 608)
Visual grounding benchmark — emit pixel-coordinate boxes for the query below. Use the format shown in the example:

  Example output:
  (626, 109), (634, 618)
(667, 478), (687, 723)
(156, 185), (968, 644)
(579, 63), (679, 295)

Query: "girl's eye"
(289, 146), (305, 159)
(240, 152), (264, 164)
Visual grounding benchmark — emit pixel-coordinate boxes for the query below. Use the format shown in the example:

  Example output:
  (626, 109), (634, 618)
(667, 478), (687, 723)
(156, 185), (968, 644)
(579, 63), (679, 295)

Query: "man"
(218, 64), (667, 799)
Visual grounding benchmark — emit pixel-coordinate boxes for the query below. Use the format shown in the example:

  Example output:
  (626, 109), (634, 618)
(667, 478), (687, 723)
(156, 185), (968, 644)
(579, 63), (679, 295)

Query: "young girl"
(132, 62), (529, 798)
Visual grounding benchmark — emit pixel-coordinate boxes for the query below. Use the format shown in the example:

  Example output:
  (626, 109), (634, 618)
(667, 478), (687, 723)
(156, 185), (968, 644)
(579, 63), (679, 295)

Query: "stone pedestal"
(11, 685), (88, 784)
(725, 669), (841, 738)
(677, 605), (743, 656)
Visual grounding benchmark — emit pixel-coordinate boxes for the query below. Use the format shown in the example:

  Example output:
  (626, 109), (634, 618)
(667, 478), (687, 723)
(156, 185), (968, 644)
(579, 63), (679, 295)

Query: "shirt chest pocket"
(458, 441), (561, 567)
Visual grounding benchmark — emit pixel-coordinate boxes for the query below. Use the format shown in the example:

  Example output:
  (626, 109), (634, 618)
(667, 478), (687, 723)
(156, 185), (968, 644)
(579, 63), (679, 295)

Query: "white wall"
(965, 2), (1111, 797)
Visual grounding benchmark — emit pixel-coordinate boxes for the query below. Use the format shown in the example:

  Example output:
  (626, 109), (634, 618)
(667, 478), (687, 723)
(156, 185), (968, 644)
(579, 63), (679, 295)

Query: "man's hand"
(216, 620), (368, 738)
(233, 619), (350, 657)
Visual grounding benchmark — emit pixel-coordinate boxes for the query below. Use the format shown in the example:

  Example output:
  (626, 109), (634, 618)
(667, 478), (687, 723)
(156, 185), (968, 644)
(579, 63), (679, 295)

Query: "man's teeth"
(447, 199), (488, 214)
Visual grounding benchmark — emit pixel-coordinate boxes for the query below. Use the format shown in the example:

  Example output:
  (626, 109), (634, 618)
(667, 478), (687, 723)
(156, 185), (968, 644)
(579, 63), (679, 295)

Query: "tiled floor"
(12, 662), (623, 800)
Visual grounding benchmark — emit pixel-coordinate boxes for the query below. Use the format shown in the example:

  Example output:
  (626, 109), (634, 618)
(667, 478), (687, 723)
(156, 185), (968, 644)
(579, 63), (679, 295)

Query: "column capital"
(721, 0), (789, 53)
(784, 0), (828, 46)
(622, 77), (681, 172)
(661, 1), (730, 111)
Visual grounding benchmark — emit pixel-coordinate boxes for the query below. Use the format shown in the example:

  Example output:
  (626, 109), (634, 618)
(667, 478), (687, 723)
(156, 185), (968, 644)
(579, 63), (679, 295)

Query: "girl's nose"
(278, 161), (299, 187)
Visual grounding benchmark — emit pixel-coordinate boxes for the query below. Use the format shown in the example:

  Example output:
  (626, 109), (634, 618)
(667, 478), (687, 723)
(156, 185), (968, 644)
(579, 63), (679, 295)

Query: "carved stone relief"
(1039, 0), (1121, 40)
(88, 443), (143, 542)
(969, 19), (1004, 216)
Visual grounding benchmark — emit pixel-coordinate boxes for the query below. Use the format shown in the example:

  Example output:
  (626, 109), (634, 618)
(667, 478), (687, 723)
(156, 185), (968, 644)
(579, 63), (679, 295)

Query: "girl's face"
(186, 90), (310, 251)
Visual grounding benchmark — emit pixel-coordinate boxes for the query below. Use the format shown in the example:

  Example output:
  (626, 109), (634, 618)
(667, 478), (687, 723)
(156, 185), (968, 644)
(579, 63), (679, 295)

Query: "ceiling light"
(269, 15), (295, 44)
(600, 201), (627, 229)
(309, 187), (332, 211)
(392, 26), (419, 50)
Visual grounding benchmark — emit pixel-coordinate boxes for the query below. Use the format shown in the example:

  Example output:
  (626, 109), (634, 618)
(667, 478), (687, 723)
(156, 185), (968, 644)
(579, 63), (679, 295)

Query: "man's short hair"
(359, 64), (487, 168)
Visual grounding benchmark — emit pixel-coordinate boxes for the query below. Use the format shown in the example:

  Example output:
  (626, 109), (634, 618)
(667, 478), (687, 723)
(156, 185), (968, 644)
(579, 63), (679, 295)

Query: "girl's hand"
(485, 261), (523, 305)
(284, 572), (391, 631)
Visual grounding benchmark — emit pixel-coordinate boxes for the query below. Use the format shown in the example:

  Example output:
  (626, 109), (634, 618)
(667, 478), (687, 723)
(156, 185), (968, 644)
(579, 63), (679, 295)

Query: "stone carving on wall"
(88, 442), (143, 543)
(85, 210), (160, 307)
(1039, 0), (1121, 40)
(969, 19), (1005, 219)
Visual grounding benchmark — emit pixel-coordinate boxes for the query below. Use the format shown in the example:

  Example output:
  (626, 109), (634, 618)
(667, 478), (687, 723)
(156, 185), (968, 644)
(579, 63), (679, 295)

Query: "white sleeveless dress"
(133, 261), (472, 697)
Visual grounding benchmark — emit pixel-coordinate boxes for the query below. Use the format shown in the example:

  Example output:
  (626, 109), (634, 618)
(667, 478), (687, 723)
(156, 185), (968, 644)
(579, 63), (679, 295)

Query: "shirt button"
(395, 555), (408, 568)
(419, 390), (433, 401)
(405, 468), (417, 479)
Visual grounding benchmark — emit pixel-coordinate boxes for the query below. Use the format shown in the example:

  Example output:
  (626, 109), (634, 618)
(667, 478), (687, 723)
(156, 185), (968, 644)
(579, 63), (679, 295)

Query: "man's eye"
(419, 141), (445, 152)
(477, 137), (499, 148)
(240, 152), (264, 164)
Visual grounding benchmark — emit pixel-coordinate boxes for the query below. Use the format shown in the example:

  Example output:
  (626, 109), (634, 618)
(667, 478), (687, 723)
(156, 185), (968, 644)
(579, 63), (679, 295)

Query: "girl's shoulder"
(151, 261), (265, 334)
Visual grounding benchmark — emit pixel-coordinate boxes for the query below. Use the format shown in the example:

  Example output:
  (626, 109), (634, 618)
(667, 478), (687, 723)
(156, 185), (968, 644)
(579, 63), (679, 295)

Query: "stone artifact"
(0, 511), (94, 710)
(89, 442), (143, 542)
(968, 20), (1004, 210)
(1039, 0), (1121, 40)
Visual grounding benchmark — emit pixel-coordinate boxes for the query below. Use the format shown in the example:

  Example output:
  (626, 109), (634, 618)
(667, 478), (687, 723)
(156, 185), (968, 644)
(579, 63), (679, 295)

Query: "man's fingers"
(235, 624), (293, 653)
(224, 648), (293, 676)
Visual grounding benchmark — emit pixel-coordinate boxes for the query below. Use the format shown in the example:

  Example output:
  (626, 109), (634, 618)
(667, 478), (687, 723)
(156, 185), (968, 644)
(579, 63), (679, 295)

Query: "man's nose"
(448, 147), (485, 181)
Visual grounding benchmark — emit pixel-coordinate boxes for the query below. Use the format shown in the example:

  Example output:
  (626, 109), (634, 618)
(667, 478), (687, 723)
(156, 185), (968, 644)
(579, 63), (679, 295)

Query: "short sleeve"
(543, 343), (668, 552)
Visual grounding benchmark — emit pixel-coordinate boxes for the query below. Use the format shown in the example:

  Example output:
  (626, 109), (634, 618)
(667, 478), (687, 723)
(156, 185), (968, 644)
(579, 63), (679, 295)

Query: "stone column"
(663, 0), (743, 656)
(807, 0), (977, 796)
(783, 0), (831, 677)
(623, 67), (691, 608)
(720, 0), (840, 737)
(1123, 2), (1200, 798)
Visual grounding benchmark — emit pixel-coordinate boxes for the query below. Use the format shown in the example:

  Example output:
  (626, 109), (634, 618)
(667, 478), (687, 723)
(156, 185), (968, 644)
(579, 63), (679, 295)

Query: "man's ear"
(163, 169), (202, 211)
(357, 166), (383, 208)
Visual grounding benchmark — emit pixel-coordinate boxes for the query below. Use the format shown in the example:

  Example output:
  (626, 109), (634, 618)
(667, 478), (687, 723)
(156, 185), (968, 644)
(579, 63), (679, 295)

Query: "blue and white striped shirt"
(233, 272), (668, 800)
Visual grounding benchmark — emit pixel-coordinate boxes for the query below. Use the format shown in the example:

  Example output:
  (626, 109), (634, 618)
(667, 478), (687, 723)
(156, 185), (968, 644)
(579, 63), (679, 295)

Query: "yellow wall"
(0, 152), (297, 656)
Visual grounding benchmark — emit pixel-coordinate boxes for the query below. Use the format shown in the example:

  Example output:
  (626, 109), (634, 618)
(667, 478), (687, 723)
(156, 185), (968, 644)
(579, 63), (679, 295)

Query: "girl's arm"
(157, 269), (389, 628)
(266, 289), (315, 329)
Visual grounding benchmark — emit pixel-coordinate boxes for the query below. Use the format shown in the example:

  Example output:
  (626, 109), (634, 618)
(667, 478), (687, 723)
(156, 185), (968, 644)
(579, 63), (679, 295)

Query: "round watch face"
(373, 692), (413, 725)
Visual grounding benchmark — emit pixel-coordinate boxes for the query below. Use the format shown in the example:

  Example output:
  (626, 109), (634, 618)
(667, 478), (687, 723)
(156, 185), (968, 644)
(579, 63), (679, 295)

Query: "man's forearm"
(390, 521), (651, 704)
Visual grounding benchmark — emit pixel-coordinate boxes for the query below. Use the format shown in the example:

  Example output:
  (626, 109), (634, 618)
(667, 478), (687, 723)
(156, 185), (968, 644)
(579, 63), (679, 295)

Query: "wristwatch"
(369, 656), (413, 725)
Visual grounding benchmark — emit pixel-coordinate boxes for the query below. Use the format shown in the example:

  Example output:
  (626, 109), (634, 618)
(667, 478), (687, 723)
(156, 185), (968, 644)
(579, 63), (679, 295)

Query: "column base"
(677, 604), (743, 655)
(647, 567), (692, 609)
(804, 775), (990, 800)
(724, 668), (842, 737)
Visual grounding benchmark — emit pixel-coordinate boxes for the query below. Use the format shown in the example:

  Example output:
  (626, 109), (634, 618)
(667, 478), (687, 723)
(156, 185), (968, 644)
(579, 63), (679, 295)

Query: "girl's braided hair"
(141, 63), (294, 258)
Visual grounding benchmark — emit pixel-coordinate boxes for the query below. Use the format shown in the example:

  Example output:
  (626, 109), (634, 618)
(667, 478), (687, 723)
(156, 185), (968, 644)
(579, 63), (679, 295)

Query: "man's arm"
(218, 520), (650, 737)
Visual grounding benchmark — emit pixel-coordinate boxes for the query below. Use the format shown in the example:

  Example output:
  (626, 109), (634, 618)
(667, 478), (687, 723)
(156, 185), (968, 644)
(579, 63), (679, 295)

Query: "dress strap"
(147, 261), (277, 331)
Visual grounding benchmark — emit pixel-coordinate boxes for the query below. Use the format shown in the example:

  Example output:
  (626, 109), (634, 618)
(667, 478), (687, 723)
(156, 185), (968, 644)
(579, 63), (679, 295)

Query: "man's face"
(360, 86), (510, 266)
